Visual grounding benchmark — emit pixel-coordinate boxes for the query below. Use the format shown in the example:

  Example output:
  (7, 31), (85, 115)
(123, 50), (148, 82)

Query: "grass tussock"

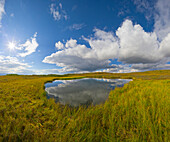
(0, 70), (170, 141)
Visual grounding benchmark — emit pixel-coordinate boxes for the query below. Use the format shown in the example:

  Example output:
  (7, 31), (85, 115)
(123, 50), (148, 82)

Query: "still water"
(45, 78), (132, 107)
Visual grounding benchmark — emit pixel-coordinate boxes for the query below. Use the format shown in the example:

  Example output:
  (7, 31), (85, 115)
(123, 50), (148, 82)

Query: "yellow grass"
(0, 70), (170, 141)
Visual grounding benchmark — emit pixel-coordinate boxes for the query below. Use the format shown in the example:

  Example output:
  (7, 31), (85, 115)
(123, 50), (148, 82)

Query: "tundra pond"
(45, 78), (132, 107)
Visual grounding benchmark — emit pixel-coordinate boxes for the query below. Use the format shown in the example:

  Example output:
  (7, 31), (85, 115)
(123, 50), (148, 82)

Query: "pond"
(45, 78), (132, 107)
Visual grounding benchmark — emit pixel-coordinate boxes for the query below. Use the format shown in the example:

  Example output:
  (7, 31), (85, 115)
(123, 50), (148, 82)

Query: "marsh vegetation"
(0, 70), (169, 141)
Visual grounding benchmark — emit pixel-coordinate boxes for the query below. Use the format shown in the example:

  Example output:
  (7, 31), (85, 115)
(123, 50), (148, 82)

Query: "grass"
(0, 70), (170, 141)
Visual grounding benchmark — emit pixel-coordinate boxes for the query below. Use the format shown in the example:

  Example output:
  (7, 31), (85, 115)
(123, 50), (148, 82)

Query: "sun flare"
(8, 41), (16, 50)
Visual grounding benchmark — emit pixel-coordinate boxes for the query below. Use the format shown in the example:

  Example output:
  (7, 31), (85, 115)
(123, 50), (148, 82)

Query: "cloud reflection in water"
(45, 79), (131, 107)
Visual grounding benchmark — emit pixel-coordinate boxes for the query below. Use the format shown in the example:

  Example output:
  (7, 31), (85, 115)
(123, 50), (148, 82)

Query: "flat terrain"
(0, 70), (170, 141)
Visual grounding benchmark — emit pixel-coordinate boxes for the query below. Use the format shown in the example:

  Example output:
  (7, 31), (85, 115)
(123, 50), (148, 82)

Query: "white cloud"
(43, 44), (112, 72)
(55, 41), (64, 50)
(154, 0), (170, 40)
(65, 38), (77, 48)
(18, 32), (39, 57)
(133, 0), (170, 40)
(84, 28), (119, 60)
(33, 68), (60, 75)
(0, 55), (63, 75)
(0, 55), (32, 74)
(59, 3), (62, 9)
(159, 33), (170, 57)
(10, 13), (14, 17)
(103, 63), (170, 73)
(132, 62), (170, 71)
(43, 19), (170, 73)
(117, 11), (125, 17)
(101, 64), (127, 73)
(132, 0), (155, 21)
(5, 33), (39, 57)
(68, 23), (85, 30)
(50, 3), (67, 21)
(0, 0), (5, 28)
(43, 29), (119, 72)
(116, 20), (161, 64)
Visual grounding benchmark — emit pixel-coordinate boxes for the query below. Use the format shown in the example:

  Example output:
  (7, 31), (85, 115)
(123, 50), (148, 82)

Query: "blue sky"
(0, 0), (169, 74)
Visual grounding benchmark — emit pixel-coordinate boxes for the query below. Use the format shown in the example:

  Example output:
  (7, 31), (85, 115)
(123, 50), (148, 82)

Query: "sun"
(8, 41), (16, 50)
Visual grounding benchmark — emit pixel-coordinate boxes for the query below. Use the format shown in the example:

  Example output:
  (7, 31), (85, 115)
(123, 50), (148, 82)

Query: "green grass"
(0, 70), (170, 141)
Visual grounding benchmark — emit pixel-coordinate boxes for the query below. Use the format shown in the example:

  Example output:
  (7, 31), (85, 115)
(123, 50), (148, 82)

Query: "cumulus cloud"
(84, 28), (119, 60)
(116, 20), (161, 64)
(159, 33), (170, 57)
(44, 0), (170, 73)
(0, 0), (5, 28)
(50, 3), (67, 21)
(65, 38), (78, 48)
(43, 44), (112, 72)
(55, 41), (64, 50)
(18, 32), (39, 57)
(43, 29), (119, 72)
(43, 18), (170, 73)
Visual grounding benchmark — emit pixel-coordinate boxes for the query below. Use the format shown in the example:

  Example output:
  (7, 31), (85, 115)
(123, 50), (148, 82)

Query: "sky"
(0, 0), (170, 75)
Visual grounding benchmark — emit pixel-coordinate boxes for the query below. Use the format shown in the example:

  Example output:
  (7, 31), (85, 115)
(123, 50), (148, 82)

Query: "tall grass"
(0, 70), (169, 141)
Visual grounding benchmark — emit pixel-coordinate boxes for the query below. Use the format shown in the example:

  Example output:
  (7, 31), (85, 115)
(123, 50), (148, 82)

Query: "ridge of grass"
(0, 70), (170, 141)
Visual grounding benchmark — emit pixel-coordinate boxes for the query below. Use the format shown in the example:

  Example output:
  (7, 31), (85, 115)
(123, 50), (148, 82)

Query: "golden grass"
(0, 70), (170, 141)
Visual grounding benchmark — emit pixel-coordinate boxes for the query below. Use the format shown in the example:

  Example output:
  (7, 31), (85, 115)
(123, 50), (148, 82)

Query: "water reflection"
(45, 78), (132, 107)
